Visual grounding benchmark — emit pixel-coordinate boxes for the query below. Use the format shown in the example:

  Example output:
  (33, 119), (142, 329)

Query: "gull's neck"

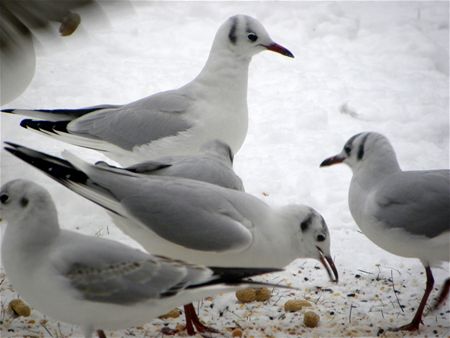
(3, 206), (60, 251)
(351, 150), (401, 191)
(274, 206), (310, 262)
(349, 151), (401, 225)
(189, 48), (251, 108)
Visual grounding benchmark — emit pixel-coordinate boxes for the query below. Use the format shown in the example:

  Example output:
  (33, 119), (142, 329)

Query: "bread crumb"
(232, 328), (243, 337)
(284, 299), (312, 312)
(255, 287), (272, 302)
(303, 311), (320, 328)
(236, 288), (257, 303)
(9, 299), (31, 317)
(158, 308), (181, 319)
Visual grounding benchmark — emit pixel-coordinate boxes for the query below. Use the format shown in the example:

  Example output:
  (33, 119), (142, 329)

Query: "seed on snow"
(303, 311), (320, 328)
(284, 299), (311, 312)
(8, 299), (31, 317)
(235, 288), (257, 303)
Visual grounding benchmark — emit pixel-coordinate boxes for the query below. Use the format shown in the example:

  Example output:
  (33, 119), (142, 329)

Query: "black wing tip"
(19, 118), (70, 133)
(3, 141), (20, 148)
(4, 146), (19, 156)
(20, 119), (33, 128)
(1, 108), (15, 113)
(209, 267), (283, 282)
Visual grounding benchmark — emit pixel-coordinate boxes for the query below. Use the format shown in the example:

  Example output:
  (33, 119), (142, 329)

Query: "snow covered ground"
(1, 1), (449, 337)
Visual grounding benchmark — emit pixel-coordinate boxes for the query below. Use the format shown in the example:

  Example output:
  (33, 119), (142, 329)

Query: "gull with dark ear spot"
(1, 179), (292, 338)
(5, 143), (338, 281)
(321, 131), (450, 332)
(2, 15), (293, 166)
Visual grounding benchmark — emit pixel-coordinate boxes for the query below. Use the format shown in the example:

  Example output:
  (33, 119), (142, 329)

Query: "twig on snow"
(349, 303), (356, 324)
(390, 270), (404, 312)
(40, 320), (54, 337)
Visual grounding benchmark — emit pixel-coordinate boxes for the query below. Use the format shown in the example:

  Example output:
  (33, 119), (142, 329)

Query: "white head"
(0, 179), (59, 237)
(282, 205), (338, 282)
(320, 132), (401, 175)
(211, 15), (294, 59)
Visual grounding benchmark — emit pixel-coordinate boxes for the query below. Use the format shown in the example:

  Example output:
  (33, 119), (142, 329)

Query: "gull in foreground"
(2, 14), (294, 165)
(6, 142), (337, 335)
(95, 139), (244, 191)
(5, 143), (338, 276)
(320, 131), (450, 331)
(0, 179), (287, 338)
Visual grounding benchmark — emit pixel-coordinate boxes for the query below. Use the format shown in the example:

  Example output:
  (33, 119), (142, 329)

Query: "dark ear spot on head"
(20, 197), (29, 207)
(317, 234), (326, 242)
(300, 216), (312, 232)
(344, 133), (363, 156)
(228, 17), (237, 44)
(357, 134), (370, 161)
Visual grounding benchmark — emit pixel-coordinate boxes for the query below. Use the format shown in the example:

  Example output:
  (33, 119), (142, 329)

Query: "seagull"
(95, 139), (244, 191)
(5, 142), (337, 335)
(0, 179), (287, 338)
(320, 131), (450, 331)
(2, 14), (294, 165)
(5, 142), (338, 277)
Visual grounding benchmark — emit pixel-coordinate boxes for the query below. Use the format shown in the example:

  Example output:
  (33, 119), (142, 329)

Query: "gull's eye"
(0, 194), (9, 204)
(247, 33), (258, 42)
(317, 234), (326, 242)
(344, 145), (352, 155)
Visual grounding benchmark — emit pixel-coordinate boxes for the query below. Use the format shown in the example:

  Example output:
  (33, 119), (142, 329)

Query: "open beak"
(320, 155), (345, 167)
(317, 247), (338, 283)
(264, 42), (294, 58)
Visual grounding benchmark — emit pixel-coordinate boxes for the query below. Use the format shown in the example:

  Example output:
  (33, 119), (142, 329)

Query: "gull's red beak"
(320, 155), (345, 167)
(317, 247), (339, 283)
(264, 42), (294, 58)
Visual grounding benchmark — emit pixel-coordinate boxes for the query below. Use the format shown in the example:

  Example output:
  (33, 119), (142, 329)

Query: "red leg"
(184, 304), (197, 336)
(395, 266), (434, 331)
(185, 303), (219, 334)
(432, 278), (450, 311)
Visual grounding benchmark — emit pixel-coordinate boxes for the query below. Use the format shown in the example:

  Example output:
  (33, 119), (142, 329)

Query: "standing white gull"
(0, 179), (287, 338)
(2, 14), (294, 165)
(320, 131), (450, 331)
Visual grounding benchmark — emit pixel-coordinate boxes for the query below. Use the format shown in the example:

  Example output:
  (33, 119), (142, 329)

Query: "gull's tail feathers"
(4, 142), (126, 217)
(2, 105), (120, 120)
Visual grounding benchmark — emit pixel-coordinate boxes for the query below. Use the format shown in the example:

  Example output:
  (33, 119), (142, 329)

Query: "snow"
(1, 1), (449, 337)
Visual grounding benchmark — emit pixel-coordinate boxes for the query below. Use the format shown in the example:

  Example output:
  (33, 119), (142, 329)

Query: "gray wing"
(117, 178), (253, 252)
(96, 160), (172, 173)
(372, 170), (450, 238)
(129, 156), (244, 191)
(67, 90), (193, 150)
(97, 156), (244, 191)
(57, 234), (212, 305)
(61, 153), (252, 252)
